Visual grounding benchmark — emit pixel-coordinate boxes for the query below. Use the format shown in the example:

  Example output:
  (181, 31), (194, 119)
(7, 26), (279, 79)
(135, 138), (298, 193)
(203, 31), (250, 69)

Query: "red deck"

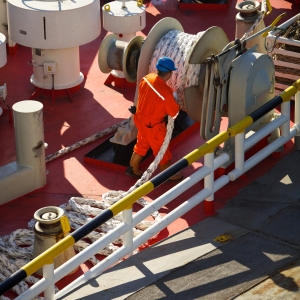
(0, 0), (297, 236)
(0, 0), (298, 297)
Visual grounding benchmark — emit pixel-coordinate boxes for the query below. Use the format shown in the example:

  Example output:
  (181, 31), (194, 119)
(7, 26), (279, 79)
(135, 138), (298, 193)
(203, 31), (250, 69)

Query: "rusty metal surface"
(235, 260), (300, 299)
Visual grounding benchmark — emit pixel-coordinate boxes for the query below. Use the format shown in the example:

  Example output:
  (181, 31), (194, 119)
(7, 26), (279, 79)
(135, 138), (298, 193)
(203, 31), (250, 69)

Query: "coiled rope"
(0, 195), (160, 299)
(149, 30), (204, 111)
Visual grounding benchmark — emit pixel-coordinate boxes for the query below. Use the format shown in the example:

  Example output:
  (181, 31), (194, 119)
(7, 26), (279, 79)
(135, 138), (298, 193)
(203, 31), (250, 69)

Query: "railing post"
(235, 132), (245, 173)
(43, 263), (55, 300)
(295, 90), (300, 150)
(204, 151), (214, 215)
(122, 206), (133, 258)
(280, 100), (291, 139)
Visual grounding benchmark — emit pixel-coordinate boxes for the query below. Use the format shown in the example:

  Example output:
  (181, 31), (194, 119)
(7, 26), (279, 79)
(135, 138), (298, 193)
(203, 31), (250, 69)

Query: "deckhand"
(126, 56), (183, 181)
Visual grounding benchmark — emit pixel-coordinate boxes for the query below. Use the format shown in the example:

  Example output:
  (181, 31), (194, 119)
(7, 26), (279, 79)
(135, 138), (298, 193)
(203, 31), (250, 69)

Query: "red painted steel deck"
(0, 0), (298, 297)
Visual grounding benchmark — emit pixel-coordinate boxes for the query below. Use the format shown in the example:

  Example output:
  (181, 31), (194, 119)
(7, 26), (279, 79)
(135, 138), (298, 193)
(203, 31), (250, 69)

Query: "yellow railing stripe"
(22, 235), (75, 276)
(280, 79), (300, 102)
(184, 131), (230, 165)
(110, 181), (154, 216)
(228, 116), (253, 137)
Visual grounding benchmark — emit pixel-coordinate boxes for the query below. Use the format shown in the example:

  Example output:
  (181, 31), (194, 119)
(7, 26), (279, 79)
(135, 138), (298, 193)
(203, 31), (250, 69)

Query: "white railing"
(11, 90), (300, 300)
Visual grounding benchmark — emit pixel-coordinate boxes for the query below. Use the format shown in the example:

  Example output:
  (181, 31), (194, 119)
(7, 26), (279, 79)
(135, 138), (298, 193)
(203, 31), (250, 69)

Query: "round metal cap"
(34, 206), (64, 225)
(235, 1), (261, 13)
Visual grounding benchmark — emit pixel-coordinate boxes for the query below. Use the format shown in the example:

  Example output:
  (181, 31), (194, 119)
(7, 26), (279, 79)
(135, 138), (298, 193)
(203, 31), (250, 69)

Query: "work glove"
(128, 105), (136, 114)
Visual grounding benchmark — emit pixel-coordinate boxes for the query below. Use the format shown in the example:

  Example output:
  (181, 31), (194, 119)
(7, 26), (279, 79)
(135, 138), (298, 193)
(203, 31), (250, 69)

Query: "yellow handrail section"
(1, 79), (300, 296)
(265, 0), (272, 16)
(262, 12), (286, 37)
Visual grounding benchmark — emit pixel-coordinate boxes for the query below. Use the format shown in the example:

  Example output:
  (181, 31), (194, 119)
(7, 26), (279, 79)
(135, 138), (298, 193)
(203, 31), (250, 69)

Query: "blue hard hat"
(156, 56), (177, 72)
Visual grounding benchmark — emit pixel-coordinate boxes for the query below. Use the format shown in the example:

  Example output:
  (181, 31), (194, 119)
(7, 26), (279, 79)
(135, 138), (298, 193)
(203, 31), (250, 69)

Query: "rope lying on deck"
(0, 113), (173, 299)
(45, 119), (130, 163)
(0, 193), (164, 300)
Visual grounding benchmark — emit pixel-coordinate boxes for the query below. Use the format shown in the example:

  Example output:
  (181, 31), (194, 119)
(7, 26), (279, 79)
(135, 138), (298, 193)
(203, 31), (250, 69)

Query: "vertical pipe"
(122, 207), (133, 257)
(0, 33), (7, 68)
(295, 91), (300, 150)
(43, 263), (55, 300)
(204, 151), (214, 215)
(235, 132), (245, 172)
(12, 100), (46, 188)
(280, 101), (290, 139)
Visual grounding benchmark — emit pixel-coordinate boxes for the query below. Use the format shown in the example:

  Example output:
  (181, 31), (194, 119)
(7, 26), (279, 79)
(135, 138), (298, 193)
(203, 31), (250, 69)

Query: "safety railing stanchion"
(204, 151), (215, 215)
(123, 206), (134, 258)
(295, 90), (300, 150)
(235, 132), (245, 175)
(43, 263), (55, 300)
(280, 100), (291, 139)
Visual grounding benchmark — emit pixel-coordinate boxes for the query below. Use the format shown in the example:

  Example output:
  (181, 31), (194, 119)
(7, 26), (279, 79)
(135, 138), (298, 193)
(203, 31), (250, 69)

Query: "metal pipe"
(43, 263), (55, 300)
(244, 115), (288, 151)
(122, 207), (133, 258)
(295, 91), (300, 150)
(204, 152), (214, 202)
(280, 101), (290, 139)
(55, 153), (229, 298)
(229, 136), (289, 180)
(235, 133), (245, 172)
(13, 100), (46, 188)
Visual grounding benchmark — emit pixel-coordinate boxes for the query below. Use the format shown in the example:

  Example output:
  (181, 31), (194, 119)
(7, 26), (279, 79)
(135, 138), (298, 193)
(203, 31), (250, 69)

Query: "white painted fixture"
(0, 32), (7, 68)
(6, 0), (101, 91)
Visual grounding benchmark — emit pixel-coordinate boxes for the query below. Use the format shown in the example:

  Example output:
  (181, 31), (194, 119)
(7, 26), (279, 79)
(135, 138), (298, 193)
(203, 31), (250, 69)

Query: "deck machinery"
(98, 11), (276, 166)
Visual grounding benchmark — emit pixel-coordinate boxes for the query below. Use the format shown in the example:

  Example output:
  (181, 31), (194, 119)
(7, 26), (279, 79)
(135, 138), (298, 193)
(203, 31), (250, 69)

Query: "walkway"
(61, 149), (300, 299)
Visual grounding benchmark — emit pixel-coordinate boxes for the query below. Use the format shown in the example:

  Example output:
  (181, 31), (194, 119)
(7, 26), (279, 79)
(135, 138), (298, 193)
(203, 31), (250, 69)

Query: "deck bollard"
(13, 100), (46, 188)
(33, 206), (77, 276)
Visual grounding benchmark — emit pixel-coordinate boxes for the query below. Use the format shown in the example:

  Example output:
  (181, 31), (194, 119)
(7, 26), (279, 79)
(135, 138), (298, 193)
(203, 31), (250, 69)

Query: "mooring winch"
(98, 8), (279, 166)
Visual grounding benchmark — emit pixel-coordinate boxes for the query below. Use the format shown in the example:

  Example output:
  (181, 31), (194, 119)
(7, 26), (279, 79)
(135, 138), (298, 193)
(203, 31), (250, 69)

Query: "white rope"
(149, 30), (204, 111)
(45, 118), (130, 163)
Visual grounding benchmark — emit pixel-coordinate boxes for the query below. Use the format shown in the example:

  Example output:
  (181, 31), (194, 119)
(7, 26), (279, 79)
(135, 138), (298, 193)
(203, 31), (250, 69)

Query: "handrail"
(1, 79), (300, 298)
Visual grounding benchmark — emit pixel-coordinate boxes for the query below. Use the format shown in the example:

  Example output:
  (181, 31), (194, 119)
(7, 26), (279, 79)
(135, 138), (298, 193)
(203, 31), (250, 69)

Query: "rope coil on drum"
(149, 30), (204, 111)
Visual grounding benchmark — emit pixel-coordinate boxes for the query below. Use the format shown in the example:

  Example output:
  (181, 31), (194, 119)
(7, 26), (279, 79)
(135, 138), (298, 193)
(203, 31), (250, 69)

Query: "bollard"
(33, 206), (77, 276)
(13, 100), (46, 188)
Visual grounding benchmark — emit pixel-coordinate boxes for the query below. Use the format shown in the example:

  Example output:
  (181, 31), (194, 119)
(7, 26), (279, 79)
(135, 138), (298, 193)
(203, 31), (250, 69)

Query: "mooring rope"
(0, 195), (157, 299)
(149, 30), (204, 112)
(0, 137), (170, 297)
(45, 118), (130, 163)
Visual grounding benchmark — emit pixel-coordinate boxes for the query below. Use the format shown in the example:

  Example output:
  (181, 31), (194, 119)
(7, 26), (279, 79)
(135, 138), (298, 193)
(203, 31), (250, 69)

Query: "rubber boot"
(159, 161), (183, 181)
(126, 152), (143, 177)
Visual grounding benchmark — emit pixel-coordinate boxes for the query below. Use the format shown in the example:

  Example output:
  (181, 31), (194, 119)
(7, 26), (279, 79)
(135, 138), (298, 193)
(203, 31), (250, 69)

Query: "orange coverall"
(133, 73), (179, 165)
